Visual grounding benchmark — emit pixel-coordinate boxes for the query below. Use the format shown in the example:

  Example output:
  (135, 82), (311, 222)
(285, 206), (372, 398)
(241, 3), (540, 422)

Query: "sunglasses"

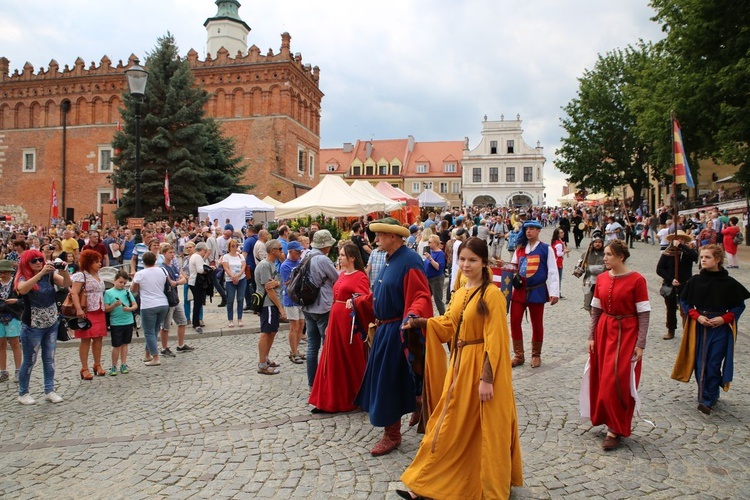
(30, 258), (45, 264)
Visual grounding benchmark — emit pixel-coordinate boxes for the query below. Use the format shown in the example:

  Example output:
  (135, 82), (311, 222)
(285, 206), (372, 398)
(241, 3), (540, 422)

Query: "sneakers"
(120, 364), (130, 374)
(176, 344), (195, 352)
(0, 370), (8, 383)
(45, 391), (63, 404)
(194, 326), (204, 334)
(161, 347), (176, 358)
(18, 393), (36, 405)
(108, 366), (118, 376)
(144, 359), (161, 366)
(13, 370), (18, 383)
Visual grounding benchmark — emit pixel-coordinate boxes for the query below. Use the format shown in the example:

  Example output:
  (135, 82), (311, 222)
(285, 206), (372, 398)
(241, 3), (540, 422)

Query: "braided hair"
(457, 237), (493, 317)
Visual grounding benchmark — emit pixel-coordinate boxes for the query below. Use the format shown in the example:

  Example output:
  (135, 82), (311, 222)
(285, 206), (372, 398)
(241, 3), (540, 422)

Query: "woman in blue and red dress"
(308, 243), (371, 413)
(585, 240), (651, 451)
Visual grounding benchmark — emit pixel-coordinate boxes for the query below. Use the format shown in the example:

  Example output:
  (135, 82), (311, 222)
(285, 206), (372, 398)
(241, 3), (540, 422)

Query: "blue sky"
(0, 0), (665, 202)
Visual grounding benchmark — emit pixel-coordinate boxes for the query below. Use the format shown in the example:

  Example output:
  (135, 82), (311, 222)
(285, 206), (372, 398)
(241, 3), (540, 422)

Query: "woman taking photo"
(671, 244), (750, 414)
(399, 237), (522, 499)
(70, 249), (108, 379)
(50, 239), (67, 262)
(221, 239), (247, 328)
(582, 240), (650, 451)
(423, 234), (446, 315)
(15, 249), (71, 404)
(308, 243), (371, 413)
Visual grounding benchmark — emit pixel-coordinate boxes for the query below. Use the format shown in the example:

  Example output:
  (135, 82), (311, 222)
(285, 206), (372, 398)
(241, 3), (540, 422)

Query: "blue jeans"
(18, 322), (58, 396)
(225, 279), (247, 321)
(303, 311), (330, 387)
(141, 306), (169, 356)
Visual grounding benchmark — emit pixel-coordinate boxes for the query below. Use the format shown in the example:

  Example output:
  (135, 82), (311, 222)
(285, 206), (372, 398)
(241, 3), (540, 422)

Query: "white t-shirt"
(221, 253), (245, 281)
(133, 267), (168, 310)
(657, 228), (671, 247)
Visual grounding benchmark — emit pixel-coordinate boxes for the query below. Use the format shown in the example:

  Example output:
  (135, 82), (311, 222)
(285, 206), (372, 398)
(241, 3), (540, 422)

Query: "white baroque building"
(462, 115), (546, 207)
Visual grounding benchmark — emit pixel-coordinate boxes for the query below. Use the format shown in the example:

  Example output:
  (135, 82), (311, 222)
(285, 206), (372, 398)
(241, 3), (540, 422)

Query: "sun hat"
(665, 230), (694, 243)
(369, 217), (410, 238)
(311, 229), (337, 249)
(0, 260), (13, 272)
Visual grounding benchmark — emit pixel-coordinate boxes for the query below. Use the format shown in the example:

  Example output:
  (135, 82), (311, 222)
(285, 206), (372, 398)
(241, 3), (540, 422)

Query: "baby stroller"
(634, 222), (645, 242)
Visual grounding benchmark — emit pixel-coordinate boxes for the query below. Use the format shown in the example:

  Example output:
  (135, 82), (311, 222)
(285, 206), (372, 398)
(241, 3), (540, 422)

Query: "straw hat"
(369, 217), (410, 238)
(665, 230), (694, 243)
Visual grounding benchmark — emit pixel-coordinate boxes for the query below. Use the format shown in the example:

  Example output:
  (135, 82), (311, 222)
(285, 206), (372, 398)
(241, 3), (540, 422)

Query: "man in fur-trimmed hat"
(351, 217), (432, 457)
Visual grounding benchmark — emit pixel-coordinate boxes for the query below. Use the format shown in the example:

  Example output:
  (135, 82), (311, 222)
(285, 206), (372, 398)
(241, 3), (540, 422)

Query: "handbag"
(161, 268), (180, 307)
(57, 317), (71, 342)
(249, 290), (267, 314)
(659, 284), (674, 298)
(61, 272), (87, 317)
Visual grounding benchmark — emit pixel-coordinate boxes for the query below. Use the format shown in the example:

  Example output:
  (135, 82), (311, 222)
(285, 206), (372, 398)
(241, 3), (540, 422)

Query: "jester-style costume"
(509, 221), (559, 367)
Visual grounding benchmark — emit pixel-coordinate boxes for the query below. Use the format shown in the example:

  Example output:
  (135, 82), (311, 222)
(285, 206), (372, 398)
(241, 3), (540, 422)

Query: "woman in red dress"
(585, 240), (651, 450)
(309, 243), (371, 413)
(721, 216), (741, 268)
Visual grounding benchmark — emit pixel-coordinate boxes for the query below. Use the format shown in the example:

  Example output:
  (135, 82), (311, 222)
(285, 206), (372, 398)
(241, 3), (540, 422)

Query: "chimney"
(0, 57), (9, 81)
(343, 142), (353, 153)
(407, 135), (415, 153)
(365, 141), (373, 159)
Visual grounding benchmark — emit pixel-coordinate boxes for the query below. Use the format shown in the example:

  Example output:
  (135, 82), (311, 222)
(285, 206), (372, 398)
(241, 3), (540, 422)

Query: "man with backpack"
(301, 230), (339, 387)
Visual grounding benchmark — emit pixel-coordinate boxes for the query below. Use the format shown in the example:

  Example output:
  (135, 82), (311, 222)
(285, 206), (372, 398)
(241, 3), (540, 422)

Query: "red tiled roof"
(351, 139), (410, 164)
(320, 148), (353, 173)
(403, 141), (463, 177)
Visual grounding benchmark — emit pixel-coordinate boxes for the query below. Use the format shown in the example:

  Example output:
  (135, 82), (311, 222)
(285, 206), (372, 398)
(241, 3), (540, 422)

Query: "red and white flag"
(51, 182), (59, 219)
(164, 171), (171, 210)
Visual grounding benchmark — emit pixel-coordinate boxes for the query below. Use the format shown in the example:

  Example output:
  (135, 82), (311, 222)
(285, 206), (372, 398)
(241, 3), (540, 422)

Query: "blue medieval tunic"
(354, 245), (433, 427)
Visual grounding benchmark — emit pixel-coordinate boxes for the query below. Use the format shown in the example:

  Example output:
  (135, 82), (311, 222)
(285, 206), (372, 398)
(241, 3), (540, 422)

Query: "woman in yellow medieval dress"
(399, 237), (523, 500)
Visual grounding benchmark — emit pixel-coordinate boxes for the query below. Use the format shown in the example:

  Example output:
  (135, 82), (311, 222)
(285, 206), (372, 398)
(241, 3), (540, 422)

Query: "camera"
(52, 258), (67, 270)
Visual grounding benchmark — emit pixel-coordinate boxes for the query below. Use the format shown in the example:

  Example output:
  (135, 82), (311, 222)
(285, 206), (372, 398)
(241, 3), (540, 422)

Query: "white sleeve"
(546, 246), (559, 298)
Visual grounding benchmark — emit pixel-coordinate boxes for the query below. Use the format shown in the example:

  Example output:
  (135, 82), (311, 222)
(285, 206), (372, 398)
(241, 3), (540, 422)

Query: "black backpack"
(287, 254), (325, 306)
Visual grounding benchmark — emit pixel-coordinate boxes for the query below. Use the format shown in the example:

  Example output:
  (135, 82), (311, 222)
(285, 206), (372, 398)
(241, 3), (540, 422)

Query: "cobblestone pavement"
(1, 230), (749, 499)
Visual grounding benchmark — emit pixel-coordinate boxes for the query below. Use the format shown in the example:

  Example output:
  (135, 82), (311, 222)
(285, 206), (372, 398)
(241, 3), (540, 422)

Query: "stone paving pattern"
(1, 228), (749, 499)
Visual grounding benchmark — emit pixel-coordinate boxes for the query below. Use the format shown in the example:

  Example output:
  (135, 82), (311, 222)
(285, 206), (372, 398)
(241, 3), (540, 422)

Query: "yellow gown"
(401, 284), (523, 499)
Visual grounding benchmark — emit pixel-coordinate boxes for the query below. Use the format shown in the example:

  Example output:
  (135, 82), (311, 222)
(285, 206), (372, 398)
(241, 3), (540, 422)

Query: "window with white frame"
(22, 148), (36, 172)
(489, 167), (498, 183)
(297, 147), (305, 174)
(490, 140), (498, 154)
(524, 166), (533, 182)
(308, 153), (315, 177)
(439, 182), (448, 194)
(327, 164), (337, 172)
(506, 166), (515, 182)
(97, 188), (114, 212)
(472, 168), (481, 183)
(444, 163), (456, 173)
(379, 164), (388, 175)
(416, 164), (428, 174)
(507, 140), (515, 154)
(98, 146), (113, 173)
(412, 182), (421, 193)
(452, 181), (460, 194)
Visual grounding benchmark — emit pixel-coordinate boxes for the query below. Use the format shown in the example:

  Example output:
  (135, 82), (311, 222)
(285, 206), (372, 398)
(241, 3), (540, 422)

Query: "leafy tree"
(650, 0), (750, 191)
(111, 33), (248, 221)
(556, 46), (657, 208)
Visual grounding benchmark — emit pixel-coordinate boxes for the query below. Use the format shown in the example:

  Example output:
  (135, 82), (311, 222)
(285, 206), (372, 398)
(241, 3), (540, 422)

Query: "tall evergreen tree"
(111, 33), (247, 221)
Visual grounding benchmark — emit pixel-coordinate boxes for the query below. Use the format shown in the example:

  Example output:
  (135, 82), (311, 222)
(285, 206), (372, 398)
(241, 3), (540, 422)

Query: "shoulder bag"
(161, 267), (180, 307)
(61, 272), (87, 318)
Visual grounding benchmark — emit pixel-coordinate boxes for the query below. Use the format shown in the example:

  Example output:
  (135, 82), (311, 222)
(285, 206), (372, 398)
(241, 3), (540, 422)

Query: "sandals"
(80, 368), (93, 381)
(227, 322), (235, 328)
(266, 359), (280, 368)
(257, 365), (280, 375)
(93, 364), (106, 377)
(237, 321), (244, 327)
(288, 352), (304, 364)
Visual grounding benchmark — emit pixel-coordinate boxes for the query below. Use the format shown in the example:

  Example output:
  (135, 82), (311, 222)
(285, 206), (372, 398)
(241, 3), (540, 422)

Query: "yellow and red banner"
(673, 118), (695, 188)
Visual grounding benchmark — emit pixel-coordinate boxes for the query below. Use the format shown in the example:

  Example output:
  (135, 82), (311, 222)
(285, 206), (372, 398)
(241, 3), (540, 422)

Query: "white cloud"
(0, 0), (664, 204)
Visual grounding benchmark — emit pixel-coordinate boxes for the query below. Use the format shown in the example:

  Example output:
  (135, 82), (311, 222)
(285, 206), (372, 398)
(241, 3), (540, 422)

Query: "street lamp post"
(125, 59), (149, 243)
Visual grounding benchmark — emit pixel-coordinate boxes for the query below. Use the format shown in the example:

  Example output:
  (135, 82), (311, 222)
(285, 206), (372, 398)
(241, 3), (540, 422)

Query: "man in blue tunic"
(353, 218), (432, 456)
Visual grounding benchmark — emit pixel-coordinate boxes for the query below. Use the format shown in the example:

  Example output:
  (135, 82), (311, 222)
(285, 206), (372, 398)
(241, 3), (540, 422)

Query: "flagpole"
(671, 112), (678, 237)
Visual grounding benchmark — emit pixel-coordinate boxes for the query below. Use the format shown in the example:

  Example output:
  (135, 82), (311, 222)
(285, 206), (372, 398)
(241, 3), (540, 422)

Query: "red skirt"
(74, 309), (108, 339)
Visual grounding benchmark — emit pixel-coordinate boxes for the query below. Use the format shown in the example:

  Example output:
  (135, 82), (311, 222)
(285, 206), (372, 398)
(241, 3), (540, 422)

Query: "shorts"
(0, 318), (21, 338)
(260, 305), (280, 333)
(284, 305), (303, 321)
(162, 305), (188, 330)
(110, 324), (134, 347)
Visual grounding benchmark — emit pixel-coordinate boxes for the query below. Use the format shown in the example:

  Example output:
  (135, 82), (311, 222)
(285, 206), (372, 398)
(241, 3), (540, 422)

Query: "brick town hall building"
(0, 0), (322, 225)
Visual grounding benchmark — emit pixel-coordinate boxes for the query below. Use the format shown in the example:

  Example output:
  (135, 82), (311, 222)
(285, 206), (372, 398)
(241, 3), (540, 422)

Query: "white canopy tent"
(275, 175), (384, 219)
(198, 193), (275, 229)
(557, 193), (577, 205)
(350, 180), (403, 211)
(417, 188), (449, 208)
(261, 195), (283, 207)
